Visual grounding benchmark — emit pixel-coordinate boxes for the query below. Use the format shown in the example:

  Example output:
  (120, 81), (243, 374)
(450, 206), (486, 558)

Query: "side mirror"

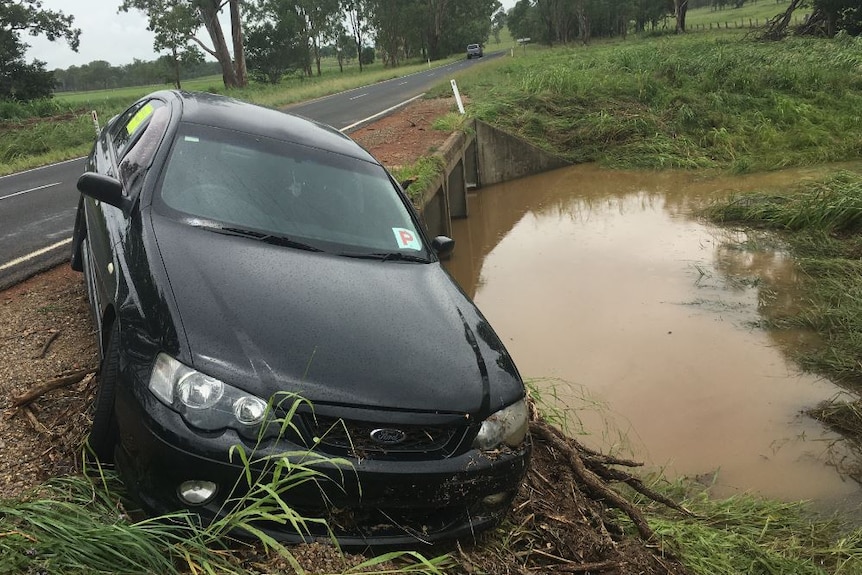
(77, 172), (132, 214)
(431, 235), (455, 258)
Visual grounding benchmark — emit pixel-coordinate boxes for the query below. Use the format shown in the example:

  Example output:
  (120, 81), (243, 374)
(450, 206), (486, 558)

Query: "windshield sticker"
(393, 228), (421, 251)
(126, 103), (154, 135)
(184, 136), (200, 143)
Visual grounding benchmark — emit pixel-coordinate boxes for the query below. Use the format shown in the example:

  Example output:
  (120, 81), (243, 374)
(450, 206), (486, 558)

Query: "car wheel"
(87, 323), (120, 463)
(70, 197), (86, 272)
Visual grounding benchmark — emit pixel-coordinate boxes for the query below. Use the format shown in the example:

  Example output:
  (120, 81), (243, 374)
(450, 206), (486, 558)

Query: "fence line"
(692, 15), (802, 30)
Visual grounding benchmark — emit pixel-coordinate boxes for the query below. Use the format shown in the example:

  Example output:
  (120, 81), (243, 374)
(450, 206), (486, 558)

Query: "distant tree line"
(53, 59), (223, 93)
(2, 0), (859, 102)
(1, 0), (505, 100)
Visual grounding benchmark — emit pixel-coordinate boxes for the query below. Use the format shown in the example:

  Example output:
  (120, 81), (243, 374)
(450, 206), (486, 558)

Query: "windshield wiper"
(196, 225), (322, 252)
(341, 251), (430, 263)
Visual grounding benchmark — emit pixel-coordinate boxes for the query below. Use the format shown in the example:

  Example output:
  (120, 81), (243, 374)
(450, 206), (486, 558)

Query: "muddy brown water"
(444, 163), (862, 515)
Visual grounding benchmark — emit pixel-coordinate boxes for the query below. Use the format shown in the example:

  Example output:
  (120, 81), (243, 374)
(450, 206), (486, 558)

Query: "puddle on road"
(445, 163), (862, 513)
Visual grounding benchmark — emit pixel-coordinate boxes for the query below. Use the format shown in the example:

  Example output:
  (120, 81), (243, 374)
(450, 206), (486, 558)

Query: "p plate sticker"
(126, 102), (154, 135)
(392, 228), (421, 251)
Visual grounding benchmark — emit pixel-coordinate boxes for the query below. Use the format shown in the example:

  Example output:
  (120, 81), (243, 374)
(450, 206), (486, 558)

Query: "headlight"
(148, 353), (269, 438)
(473, 399), (529, 450)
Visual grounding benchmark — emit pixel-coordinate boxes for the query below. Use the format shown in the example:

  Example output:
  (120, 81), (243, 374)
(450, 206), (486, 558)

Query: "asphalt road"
(0, 53), (500, 290)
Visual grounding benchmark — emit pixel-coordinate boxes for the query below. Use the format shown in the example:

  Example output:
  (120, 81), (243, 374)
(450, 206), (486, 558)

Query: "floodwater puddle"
(444, 163), (862, 514)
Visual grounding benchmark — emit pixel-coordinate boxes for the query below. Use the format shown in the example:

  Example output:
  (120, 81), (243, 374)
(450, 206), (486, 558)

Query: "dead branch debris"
(758, 0), (802, 40)
(23, 406), (51, 435)
(34, 330), (61, 359)
(11, 369), (97, 409)
(529, 420), (694, 543)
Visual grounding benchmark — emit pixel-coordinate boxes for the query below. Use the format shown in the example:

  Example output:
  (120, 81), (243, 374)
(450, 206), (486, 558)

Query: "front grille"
(302, 414), (468, 458)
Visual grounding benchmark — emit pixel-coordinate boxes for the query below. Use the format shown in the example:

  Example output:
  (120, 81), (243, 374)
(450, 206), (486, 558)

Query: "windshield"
(155, 122), (428, 258)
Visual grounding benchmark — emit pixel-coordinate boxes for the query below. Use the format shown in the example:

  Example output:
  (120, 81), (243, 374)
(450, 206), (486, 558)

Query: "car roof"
(152, 90), (378, 164)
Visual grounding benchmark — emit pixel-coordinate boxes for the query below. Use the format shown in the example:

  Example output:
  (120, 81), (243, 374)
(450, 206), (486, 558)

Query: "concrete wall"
(475, 120), (571, 186)
(417, 119), (570, 238)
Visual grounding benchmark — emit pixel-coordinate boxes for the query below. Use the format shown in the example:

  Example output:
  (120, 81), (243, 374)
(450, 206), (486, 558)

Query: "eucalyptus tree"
(0, 0), (80, 100)
(491, 8), (507, 42)
(633, 0), (673, 32)
(535, 0), (578, 44)
(294, 0), (342, 76)
(507, 0), (546, 43)
(334, 32), (356, 71)
(119, 0), (201, 88)
(810, 0), (862, 35)
(120, 0), (247, 88)
(244, 0), (307, 83)
(345, 0), (371, 72)
(673, 0), (688, 32)
(425, 0), (499, 60)
(370, 0), (425, 66)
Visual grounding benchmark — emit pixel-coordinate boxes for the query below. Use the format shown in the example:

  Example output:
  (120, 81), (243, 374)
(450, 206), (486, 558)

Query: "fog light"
(177, 480), (218, 505)
(482, 491), (510, 508)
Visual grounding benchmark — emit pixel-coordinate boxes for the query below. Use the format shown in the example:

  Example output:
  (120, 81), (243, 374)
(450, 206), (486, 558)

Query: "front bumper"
(114, 369), (531, 547)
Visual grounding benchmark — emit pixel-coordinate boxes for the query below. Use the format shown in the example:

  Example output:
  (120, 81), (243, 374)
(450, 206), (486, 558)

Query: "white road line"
(340, 93), (427, 133)
(0, 157), (84, 180)
(349, 93), (368, 101)
(398, 81), (408, 85)
(0, 182), (61, 201)
(0, 238), (71, 272)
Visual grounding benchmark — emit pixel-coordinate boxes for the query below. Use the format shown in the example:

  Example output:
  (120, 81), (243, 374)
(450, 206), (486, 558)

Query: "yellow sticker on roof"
(126, 103), (154, 135)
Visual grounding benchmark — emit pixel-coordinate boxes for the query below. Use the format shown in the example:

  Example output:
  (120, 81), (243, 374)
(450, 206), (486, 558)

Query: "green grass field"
(0, 55), (463, 175)
(685, 0), (811, 30)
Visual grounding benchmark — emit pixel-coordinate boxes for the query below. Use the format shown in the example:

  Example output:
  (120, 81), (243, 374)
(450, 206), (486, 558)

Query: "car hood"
(150, 217), (522, 415)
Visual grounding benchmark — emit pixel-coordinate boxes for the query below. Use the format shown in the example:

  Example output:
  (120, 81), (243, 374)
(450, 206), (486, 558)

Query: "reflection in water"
(445, 163), (862, 514)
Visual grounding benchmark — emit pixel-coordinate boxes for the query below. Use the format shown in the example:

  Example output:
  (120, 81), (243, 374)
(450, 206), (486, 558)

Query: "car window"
(111, 99), (165, 160)
(156, 123), (428, 256)
(118, 103), (170, 197)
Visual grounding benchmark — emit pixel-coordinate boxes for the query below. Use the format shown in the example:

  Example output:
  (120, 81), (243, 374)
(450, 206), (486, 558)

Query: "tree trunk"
(576, 0), (590, 44)
(198, 1), (238, 88)
(347, 4), (364, 73)
(172, 46), (181, 89)
(426, 0), (448, 60)
(229, 0), (247, 87)
(674, 0), (688, 33)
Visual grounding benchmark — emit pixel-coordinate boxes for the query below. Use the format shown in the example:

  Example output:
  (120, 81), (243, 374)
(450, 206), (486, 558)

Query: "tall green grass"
(703, 169), (862, 385)
(0, 394), (451, 574)
(637, 480), (862, 575)
(448, 31), (862, 172)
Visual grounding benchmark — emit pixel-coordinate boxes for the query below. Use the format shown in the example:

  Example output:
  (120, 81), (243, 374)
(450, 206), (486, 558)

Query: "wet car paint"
(72, 90), (530, 546)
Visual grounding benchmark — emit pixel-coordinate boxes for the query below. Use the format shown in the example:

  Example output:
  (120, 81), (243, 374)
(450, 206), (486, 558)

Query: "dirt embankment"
(0, 98), (690, 574)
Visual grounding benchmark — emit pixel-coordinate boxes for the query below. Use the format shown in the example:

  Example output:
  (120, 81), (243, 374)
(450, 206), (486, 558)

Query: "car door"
(85, 99), (166, 324)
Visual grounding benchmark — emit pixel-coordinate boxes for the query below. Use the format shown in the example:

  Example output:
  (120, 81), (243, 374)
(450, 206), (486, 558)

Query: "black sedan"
(71, 90), (530, 547)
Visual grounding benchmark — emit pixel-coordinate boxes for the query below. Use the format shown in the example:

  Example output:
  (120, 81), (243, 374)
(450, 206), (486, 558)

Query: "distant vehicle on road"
(467, 43), (484, 59)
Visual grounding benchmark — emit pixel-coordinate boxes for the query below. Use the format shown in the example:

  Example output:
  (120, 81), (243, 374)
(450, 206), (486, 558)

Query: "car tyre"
(87, 323), (120, 463)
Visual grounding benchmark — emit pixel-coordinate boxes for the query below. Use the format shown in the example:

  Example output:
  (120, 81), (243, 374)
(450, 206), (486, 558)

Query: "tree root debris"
(529, 420), (692, 544)
(10, 368), (97, 409)
(461, 412), (693, 574)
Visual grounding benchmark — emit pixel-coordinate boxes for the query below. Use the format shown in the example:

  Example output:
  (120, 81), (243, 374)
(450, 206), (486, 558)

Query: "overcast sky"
(26, 0), (518, 71)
